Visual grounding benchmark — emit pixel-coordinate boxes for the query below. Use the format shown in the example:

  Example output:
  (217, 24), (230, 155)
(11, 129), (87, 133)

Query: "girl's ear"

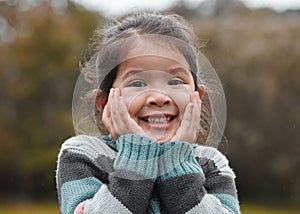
(93, 89), (108, 113)
(197, 84), (206, 100)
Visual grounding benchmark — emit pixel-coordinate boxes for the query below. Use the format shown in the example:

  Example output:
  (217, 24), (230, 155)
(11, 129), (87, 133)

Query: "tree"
(0, 1), (102, 201)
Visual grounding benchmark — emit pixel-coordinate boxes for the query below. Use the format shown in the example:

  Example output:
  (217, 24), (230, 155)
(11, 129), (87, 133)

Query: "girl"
(56, 11), (240, 214)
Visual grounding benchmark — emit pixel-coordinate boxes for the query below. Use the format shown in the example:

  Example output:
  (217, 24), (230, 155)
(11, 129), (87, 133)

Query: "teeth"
(147, 117), (171, 124)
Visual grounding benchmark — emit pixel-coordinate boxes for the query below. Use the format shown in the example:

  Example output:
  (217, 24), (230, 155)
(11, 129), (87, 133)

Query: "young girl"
(56, 11), (240, 214)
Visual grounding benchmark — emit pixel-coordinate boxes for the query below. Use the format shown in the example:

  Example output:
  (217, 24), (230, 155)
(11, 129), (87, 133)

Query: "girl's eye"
(128, 81), (147, 87)
(168, 79), (184, 85)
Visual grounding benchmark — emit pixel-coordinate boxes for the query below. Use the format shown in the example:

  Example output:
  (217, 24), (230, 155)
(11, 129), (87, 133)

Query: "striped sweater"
(56, 134), (240, 214)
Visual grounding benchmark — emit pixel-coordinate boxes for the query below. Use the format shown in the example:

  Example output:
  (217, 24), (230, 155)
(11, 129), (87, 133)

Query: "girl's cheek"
(120, 89), (143, 115)
(168, 90), (191, 114)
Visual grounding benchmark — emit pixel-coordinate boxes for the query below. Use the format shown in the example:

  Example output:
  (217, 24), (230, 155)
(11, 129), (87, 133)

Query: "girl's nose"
(146, 92), (172, 107)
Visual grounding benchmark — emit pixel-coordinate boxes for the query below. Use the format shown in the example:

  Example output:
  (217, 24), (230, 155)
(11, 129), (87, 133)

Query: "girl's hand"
(102, 88), (145, 140)
(171, 91), (202, 144)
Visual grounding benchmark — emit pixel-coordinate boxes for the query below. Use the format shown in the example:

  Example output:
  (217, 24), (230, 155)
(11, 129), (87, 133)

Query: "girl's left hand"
(102, 88), (145, 140)
(171, 91), (202, 144)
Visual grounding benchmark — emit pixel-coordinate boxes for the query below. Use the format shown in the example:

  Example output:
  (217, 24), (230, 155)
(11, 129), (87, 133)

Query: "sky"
(71, 0), (300, 17)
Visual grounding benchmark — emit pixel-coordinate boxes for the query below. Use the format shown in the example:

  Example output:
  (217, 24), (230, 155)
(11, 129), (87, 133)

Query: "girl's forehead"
(119, 55), (190, 72)
(123, 38), (189, 68)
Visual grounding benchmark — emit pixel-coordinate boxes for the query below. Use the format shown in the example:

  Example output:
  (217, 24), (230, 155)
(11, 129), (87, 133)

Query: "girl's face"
(112, 46), (196, 143)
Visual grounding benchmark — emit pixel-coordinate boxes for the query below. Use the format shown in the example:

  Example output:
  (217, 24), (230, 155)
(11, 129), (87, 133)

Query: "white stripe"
(193, 145), (236, 178)
(85, 185), (132, 214)
(186, 194), (230, 214)
(59, 135), (117, 161)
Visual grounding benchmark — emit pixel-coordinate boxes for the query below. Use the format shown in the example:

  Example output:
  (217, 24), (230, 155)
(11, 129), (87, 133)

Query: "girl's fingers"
(110, 88), (145, 137)
(181, 103), (193, 131)
(110, 88), (123, 131)
(190, 92), (201, 138)
(102, 88), (120, 139)
(118, 94), (146, 136)
(106, 88), (114, 115)
(173, 92), (202, 143)
(191, 92), (201, 128)
(102, 106), (117, 139)
(102, 89), (112, 126)
(172, 102), (192, 142)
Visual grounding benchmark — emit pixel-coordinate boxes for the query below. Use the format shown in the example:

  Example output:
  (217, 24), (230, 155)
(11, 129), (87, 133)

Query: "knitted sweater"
(56, 134), (240, 214)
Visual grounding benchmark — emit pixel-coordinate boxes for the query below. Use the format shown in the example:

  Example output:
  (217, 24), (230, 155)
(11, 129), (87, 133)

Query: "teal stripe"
(114, 155), (159, 179)
(61, 177), (102, 214)
(115, 134), (159, 178)
(117, 134), (160, 160)
(159, 142), (204, 181)
(158, 141), (175, 155)
(148, 199), (161, 214)
(159, 159), (204, 182)
(212, 193), (240, 214)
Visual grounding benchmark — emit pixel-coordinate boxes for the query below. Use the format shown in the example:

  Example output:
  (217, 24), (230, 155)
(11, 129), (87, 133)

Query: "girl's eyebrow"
(121, 69), (144, 81)
(168, 67), (190, 77)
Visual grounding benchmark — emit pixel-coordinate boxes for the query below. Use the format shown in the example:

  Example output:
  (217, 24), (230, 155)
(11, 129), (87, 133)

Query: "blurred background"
(0, 0), (299, 213)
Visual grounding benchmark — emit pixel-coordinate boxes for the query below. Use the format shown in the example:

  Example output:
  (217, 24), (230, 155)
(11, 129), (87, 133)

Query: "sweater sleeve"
(56, 134), (160, 214)
(194, 145), (240, 214)
(156, 141), (240, 214)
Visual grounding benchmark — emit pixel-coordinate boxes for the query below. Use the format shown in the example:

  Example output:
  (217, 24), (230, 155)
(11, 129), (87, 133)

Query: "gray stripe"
(157, 173), (206, 214)
(57, 152), (112, 189)
(204, 175), (238, 198)
(196, 157), (221, 178)
(109, 172), (155, 213)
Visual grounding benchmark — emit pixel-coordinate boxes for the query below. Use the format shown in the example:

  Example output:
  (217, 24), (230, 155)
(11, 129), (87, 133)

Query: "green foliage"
(0, 1), (102, 201)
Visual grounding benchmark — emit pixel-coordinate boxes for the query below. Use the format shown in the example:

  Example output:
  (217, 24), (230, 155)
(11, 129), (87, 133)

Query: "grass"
(240, 203), (299, 214)
(0, 202), (298, 213)
(0, 203), (59, 214)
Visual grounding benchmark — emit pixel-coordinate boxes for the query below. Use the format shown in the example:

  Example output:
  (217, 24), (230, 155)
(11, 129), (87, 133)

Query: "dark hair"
(84, 11), (211, 145)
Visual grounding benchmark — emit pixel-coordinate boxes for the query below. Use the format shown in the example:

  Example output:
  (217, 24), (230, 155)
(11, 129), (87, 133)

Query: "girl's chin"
(138, 118), (179, 143)
(143, 130), (176, 144)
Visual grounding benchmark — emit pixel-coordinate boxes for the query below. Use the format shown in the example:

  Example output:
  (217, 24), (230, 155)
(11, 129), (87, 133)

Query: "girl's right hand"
(170, 91), (202, 144)
(102, 88), (146, 140)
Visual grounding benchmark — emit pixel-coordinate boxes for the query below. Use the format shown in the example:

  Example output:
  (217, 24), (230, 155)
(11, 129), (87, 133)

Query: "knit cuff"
(158, 141), (204, 182)
(114, 134), (160, 179)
